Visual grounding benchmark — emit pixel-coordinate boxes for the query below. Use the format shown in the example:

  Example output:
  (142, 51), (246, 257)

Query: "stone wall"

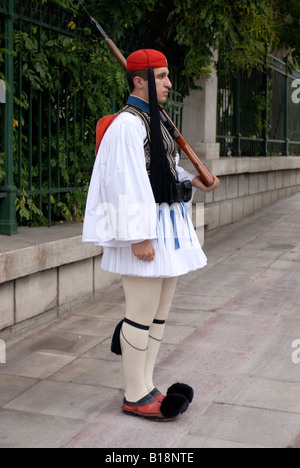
(0, 225), (119, 339)
(183, 156), (300, 231)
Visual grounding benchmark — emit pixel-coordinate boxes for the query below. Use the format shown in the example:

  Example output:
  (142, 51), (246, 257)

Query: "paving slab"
(0, 410), (85, 448)
(1, 193), (300, 448)
(0, 351), (76, 379)
(50, 357), (124, 389)
(4, 380), (122, 421)
(12, 330), (102, 357)
(215, 375), (300, 414)
(188, 404), (300, 449)
(0, 375), (37, 407)
(174, 435), (265, 449)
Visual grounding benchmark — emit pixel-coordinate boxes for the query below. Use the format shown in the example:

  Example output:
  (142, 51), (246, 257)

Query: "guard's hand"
(192, 176), (220, 193)
(132, 240), (155, 262)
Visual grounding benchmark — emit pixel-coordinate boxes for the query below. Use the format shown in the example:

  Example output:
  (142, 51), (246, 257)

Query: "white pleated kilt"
(101, 202), (207, 278)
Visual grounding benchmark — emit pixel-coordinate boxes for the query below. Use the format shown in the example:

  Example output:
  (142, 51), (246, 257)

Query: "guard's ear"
(133, 75), (147, 90)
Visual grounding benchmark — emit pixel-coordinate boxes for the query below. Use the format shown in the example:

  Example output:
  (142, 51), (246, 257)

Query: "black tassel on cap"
(148, 67), (178, 205)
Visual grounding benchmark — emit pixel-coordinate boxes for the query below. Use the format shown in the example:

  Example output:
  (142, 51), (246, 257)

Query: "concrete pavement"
(1, 193), (300, 448)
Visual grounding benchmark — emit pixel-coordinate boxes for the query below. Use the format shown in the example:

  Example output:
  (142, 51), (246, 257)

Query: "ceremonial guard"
(83, 49), (219, 421)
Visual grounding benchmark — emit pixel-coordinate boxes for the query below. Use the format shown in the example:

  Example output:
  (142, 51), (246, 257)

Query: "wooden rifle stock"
(85, 7), (215, 187)
(105, 38), (127, 70)
(159, 108), (214, 187)
(176, 136), (214, 187)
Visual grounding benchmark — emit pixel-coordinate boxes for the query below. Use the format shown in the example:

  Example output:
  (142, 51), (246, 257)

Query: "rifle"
(78, 1), (215, 187)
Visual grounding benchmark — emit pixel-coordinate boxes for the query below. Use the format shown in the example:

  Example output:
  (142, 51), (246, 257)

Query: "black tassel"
(111, 320), (124, 355)
(161, 393), (189, 418)
(148, 67), (178, 205)
(167, 382), (194, 403)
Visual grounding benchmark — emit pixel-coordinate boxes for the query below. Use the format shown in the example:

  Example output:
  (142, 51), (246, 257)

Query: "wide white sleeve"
(82, 113), (157, 247)
(175, 153), (196, 183)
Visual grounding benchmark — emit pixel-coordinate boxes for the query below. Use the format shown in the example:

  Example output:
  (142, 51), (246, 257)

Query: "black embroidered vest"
(121, 104), (179, 182)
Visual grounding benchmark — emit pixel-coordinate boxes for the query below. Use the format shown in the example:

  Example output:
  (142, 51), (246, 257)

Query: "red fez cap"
(126, 49), (168, 71)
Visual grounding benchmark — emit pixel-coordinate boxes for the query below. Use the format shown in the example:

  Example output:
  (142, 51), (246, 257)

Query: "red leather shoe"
(122, 393), (175, 421)
(150, 387), (165, 404)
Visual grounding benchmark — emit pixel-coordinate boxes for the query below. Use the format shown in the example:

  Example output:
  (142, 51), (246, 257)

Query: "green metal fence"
(217, 56), (300, 157)
(0, 0), (90, 235)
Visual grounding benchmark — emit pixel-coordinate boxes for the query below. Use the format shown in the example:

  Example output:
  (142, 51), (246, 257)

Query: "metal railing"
(217, 55), (300, 157)
(0, 0), (89, 234)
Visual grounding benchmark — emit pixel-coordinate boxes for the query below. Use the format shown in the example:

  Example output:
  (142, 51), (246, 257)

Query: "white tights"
(121, 275), (178, 402)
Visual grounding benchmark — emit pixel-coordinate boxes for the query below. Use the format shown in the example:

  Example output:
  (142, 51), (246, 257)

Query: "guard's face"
(154, 67), (172, 105)
(132, 67), (172, 105)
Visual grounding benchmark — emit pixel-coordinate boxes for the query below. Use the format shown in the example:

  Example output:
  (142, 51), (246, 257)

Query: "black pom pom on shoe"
(111, 320), (124, 355)
(160, 393), (189, 419)
(167, 383), (194, 404)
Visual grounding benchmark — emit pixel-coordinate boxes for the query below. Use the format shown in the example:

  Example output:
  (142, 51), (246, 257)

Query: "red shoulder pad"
(96, 113), (120, 156)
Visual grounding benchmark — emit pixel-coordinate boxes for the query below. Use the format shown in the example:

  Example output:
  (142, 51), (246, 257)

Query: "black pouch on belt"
(170, 180), (193, 204)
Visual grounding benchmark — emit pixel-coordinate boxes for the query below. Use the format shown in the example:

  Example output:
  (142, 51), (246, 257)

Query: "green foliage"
(42, 0), (79, 12)
(45, 0), (298, 78)
(74, 0), (284, 88)
(272, 0), (300, 69)
(170, 0), (278, 79)
(1, 11), (128, 226)
(15, 188), (44, 224)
